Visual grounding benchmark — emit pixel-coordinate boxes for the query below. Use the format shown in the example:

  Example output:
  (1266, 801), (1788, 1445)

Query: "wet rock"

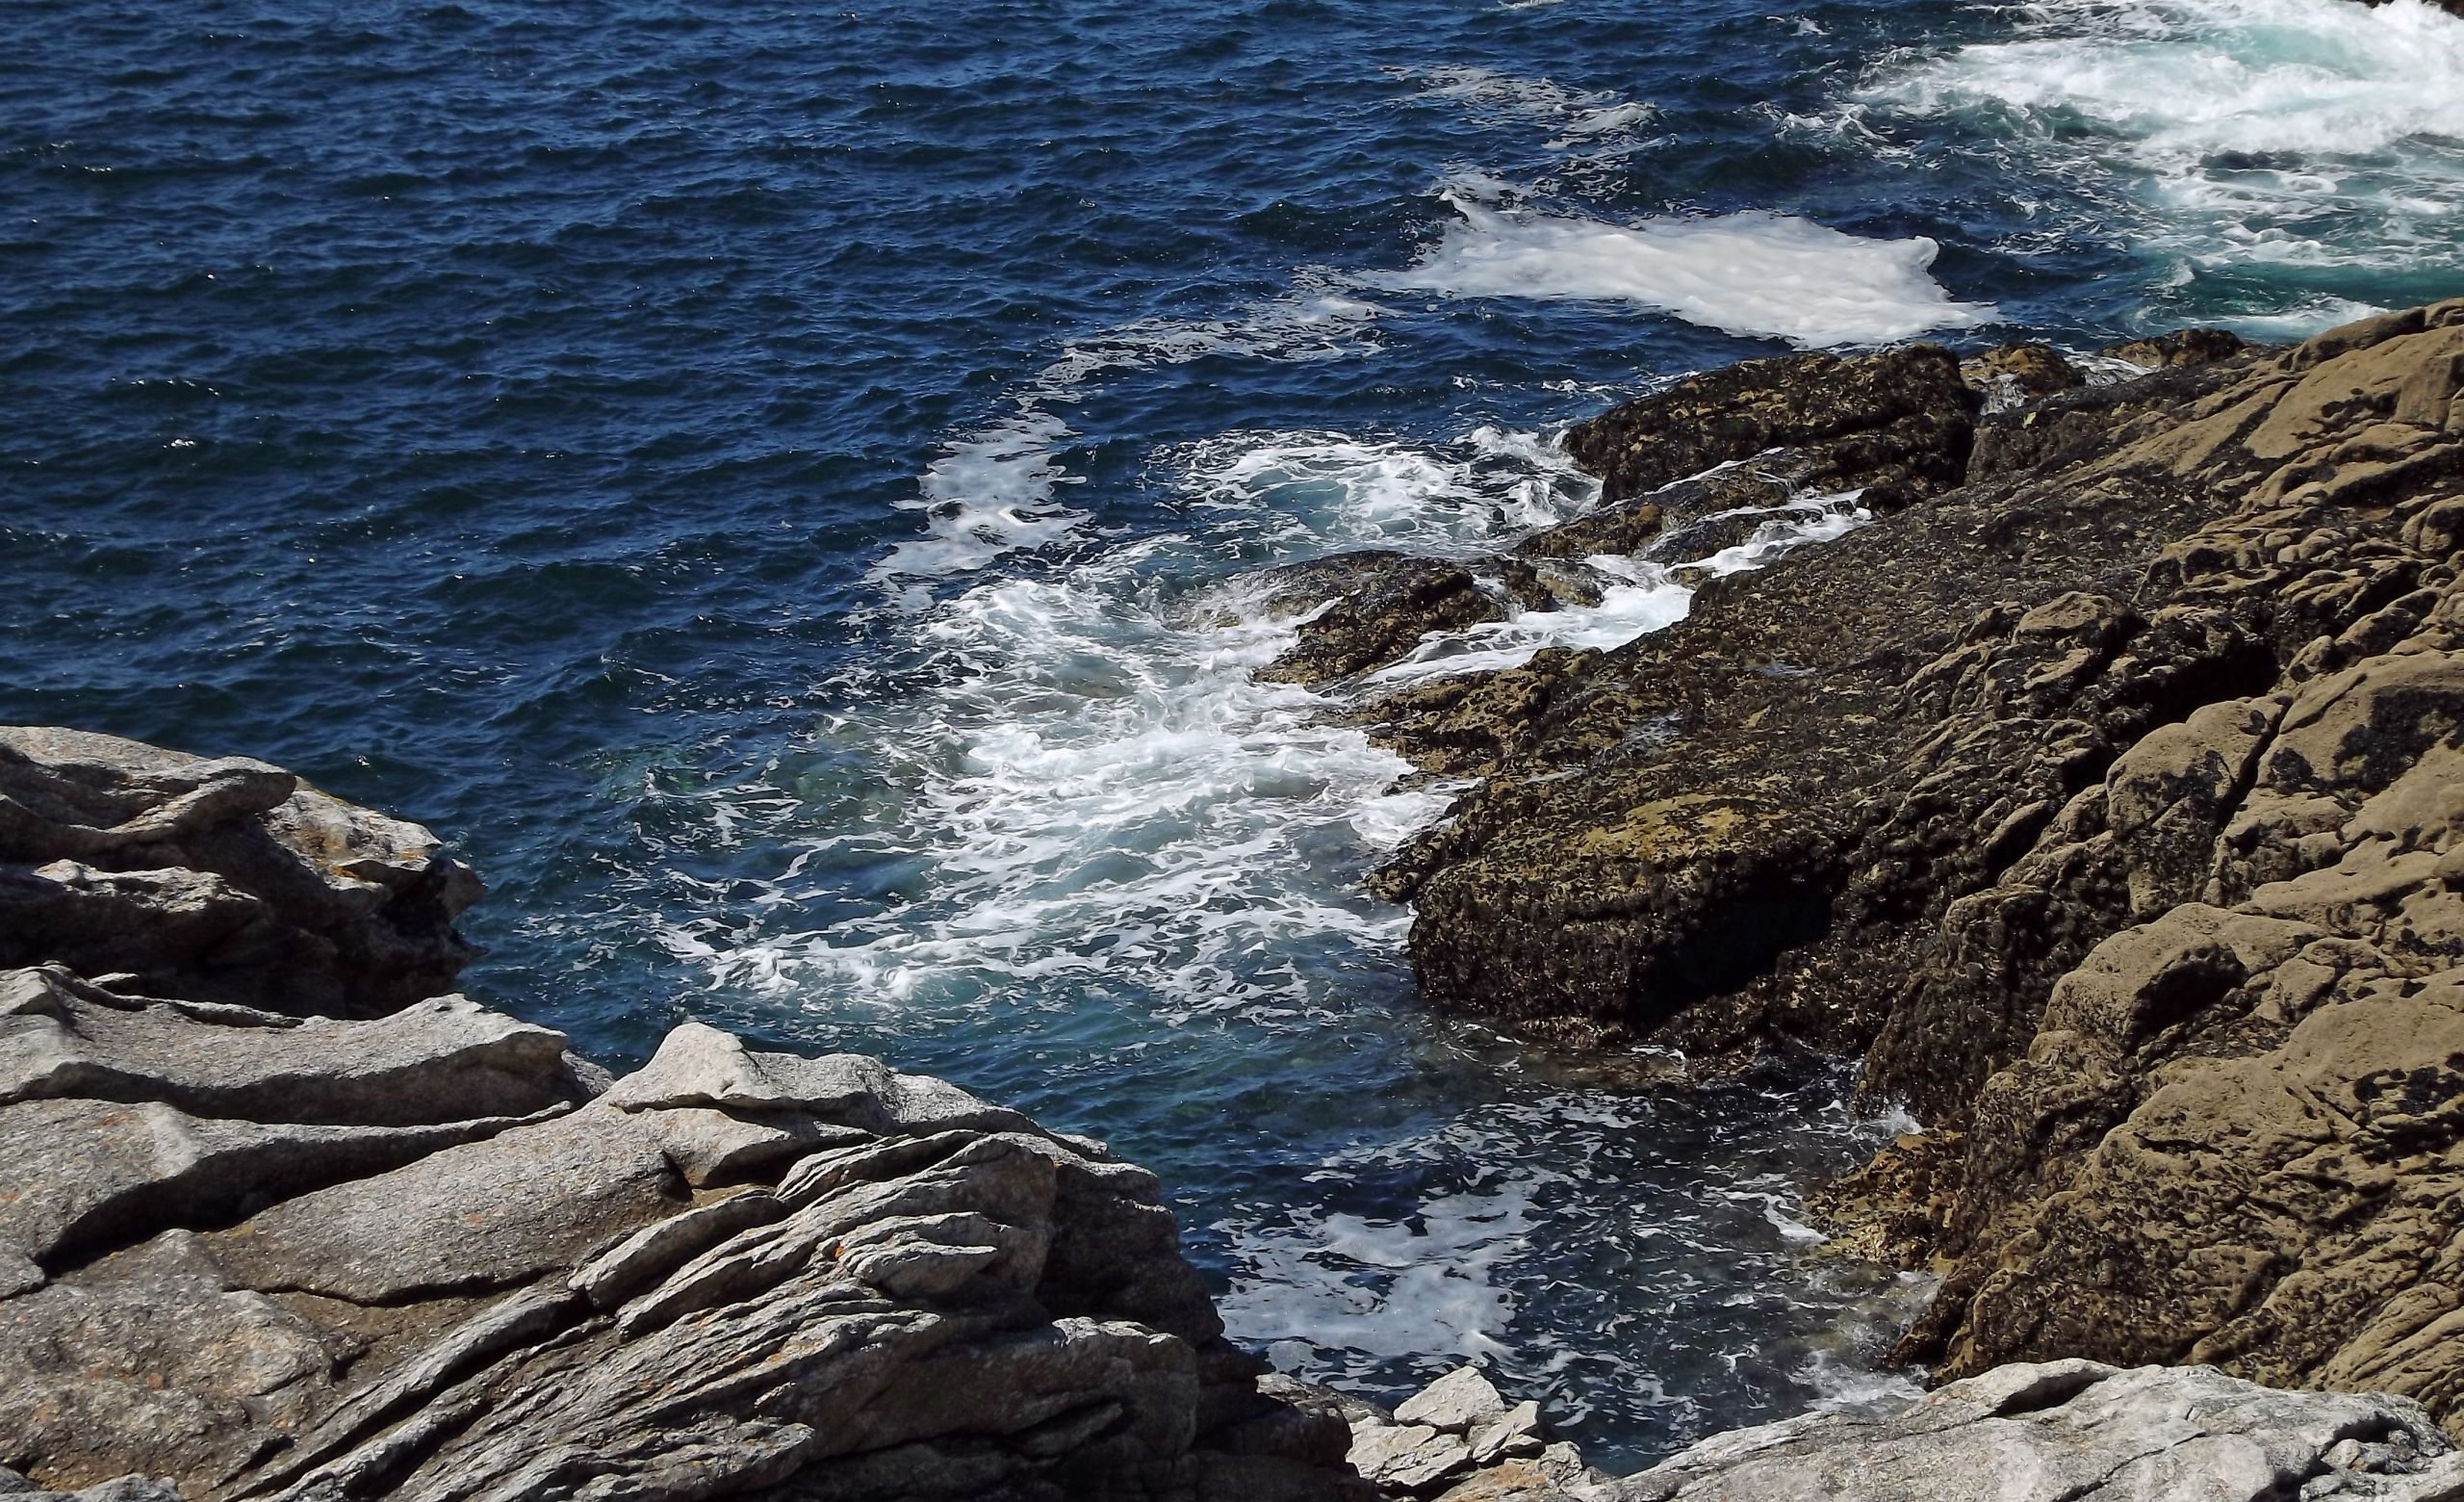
(1561, 344), (1978, 509)
(1353, 647), (1624, 783)
(1354, 302), (2464, 1423)
(2103, 325), (2252, 371)
(1221, 349), (1973, 686)
(1963, 342), (2083, 411)
(1614, 1360), (2464, 1501)
(1513, 498), (1667, 561)
(1246, 552), (1556, 686)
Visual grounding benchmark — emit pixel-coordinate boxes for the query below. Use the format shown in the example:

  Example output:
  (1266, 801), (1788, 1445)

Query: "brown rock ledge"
(1339, 299), (2464, 1433)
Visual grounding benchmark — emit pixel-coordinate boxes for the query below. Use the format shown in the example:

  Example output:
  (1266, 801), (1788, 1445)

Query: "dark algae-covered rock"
(1248, 551), (1555, 687)
(1561, 343), (1979, 509)
(1352, 298), (2464, 1436)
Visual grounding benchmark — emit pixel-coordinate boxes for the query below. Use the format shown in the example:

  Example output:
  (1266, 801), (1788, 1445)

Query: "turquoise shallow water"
(7, 0), (2463, 1469)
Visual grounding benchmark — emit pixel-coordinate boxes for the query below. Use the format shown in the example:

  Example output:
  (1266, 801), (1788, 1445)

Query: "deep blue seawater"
(8, 0), (2463, 1471)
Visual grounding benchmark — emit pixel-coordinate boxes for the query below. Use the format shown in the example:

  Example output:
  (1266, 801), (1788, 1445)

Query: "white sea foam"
(1857, 0), (2464, 299)
(1384, 194), (1996, 347)
(873, 413), (1091, 593)
(1368, 491), (1872, 686)
(1219, 1177), (1538, 1364)
(670, 426), (1604, 1019)
(1174, 423), (1600, 558)
(873, 288), (1391, 586)
(656, 569), (1432, 1019)
(1871, 0), (2464, 163)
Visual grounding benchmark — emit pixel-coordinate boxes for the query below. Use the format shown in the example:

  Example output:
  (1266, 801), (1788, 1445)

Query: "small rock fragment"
(1395, 1366), (1509, 1434)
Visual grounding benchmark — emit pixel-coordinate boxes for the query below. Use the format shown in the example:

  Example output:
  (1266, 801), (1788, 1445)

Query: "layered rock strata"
(1616, 1360), (2464, 1502)
(1307, 301), (2464, 1431)
(0, 728), (1373, 1502)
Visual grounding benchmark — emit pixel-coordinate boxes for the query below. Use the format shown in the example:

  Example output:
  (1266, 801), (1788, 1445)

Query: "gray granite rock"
(0, 730), (1375, 1501)
(0, 727), (479, 1016)
(1396, 1367), (1508, 1434)
(1612, 1360), (2464, 1502)
(0, 965), (594, 1126)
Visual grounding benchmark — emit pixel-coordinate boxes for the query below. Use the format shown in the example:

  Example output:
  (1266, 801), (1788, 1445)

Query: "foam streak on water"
(1386, 192), (1997, 347)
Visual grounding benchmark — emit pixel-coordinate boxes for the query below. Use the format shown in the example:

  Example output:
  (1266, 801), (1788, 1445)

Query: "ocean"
(7, 0), (2462, 1469)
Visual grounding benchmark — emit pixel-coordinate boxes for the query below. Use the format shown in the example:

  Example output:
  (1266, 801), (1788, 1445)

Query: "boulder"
(1347, 1367), (1607, 1502)
(1614, 1360), (2464, 1501)
(0, 727), (478, 1016)
(1560, 344), (1978, 509)
(1962, 342), (2083, 412)
(1244, 552), (1557, 686)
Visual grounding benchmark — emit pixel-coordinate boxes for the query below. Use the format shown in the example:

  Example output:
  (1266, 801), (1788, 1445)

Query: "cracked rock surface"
(0, 728), (1368, 1502)
(1613, 1360), (2464, 1502)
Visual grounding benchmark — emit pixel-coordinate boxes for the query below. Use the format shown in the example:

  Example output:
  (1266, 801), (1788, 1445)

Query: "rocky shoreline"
(1350, 298), (2464, 1435)
(1290, 299), (2464, 1466)
(13, 299), (2464, 1499)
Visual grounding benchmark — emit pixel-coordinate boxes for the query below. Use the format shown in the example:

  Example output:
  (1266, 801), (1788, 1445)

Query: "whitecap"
(872, 413), (1091, 588)
(1382, 194), (1996, 348)
(1398, 65), (1659, 151)
(872, 287), (1391, 587)
(1856, 0), (2464, 310)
